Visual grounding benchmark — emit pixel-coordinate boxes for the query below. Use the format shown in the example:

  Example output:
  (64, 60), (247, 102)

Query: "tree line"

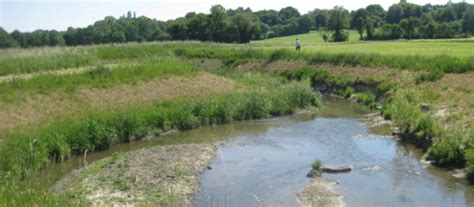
(1, 1), (474, 48)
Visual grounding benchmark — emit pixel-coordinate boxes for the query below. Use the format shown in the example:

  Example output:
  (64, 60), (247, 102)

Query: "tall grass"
(0, 177), (68, 206)
(0, 47), (99, 76)
(381, 89), (440, 148)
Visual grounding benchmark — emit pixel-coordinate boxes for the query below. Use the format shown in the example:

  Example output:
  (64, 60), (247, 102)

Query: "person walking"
(295, 38), (301, 53)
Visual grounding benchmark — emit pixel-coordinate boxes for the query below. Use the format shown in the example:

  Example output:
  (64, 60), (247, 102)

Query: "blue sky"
(0, 0), (470, 32)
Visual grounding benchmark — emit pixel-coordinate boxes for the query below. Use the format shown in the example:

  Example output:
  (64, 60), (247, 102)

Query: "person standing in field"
(296, 38), (301, 53)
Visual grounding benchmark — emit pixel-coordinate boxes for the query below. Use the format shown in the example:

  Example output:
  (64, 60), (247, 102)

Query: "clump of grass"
(307, 160), (322, 178)
(0, 177), (69, 206)
(381, 89), (440, 148)
(427, 127), (469, 167)
(312, 160), (322, 172)
(354, 92), (377, 107)
(415, 69), (445, 84)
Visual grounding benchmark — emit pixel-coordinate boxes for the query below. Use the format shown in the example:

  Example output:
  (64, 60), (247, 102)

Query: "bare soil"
(56, 144), (217, 206)
(298, 177), (344, 207)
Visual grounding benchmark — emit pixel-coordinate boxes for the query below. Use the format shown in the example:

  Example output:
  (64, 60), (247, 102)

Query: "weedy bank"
(0, 66), (322, 205)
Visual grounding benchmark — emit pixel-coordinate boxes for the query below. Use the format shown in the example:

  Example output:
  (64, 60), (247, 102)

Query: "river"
(39, 96), (474, 206)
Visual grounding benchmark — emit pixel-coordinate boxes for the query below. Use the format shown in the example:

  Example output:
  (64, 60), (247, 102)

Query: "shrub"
(427, 127), (468, 167)
(355, 92), (376, 106)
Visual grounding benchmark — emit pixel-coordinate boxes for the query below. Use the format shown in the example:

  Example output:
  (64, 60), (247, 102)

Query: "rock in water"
(307, 169), (321, 178)
(321, 165), (353, 173)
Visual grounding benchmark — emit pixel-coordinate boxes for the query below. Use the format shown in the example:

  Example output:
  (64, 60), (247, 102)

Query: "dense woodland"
(1, 0), (474, 48)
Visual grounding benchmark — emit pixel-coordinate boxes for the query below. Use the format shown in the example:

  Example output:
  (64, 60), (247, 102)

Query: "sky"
(0, 0), (471, 32)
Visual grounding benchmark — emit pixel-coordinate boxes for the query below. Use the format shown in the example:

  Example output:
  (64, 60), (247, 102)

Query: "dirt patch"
(56, 144), (217, 206)
(265, 60), (307, 72)
(78, 73), (237, 108)
(0, 63), (122, 83)
(298, 177), (344, 207)
(0, 73), (237, 131)
(186, 58), (223, 71)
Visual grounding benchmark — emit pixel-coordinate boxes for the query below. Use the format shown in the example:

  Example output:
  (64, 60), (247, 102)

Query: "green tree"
(422, 21), (438, 38)
(439, 7), (457, 22)
(365, 17), (375, 39)
(296, 15), (314, 33)
(48, 30), (65, 46)
(255, 10), (282, 26)
(0, 28), (18, 48)
(167, 19), (188, 40)
(328, 6), (350, 42)
(63, 27), (77, 46)
(208, 5), (228, 42)
(400, 17), (421, 39)
(353, 8), (368, 39)
(313, 10), (330, 29)
(366, 4), (386, 19)
(462, 7), (474, 34)
(387, 4), (405, 24)
(231, 12), (257, 43)
(279, 7), (300, 22)
(10, 30), (27, 47)
(187, 13), (209, 41)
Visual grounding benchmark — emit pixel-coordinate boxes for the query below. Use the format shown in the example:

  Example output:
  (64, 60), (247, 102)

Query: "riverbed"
(43, 96), (474, 206)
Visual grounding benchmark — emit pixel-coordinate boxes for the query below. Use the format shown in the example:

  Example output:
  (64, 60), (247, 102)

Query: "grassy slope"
(1, 33), (474, 205)
(0, 60), (322, 205)
(2, 33), (474, 77)
(252, 30), (474, 58)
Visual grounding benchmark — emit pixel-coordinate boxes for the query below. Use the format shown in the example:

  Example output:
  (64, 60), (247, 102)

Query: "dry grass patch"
(78, 73), (237, 108)
(0, 73), (237, 132)
(419, 73), (474, 127)
(0, 63), (123, 83)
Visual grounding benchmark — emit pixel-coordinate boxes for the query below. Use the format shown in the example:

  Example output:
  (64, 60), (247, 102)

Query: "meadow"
(0, 31), (474, 205)
(252, 31), (474, 58)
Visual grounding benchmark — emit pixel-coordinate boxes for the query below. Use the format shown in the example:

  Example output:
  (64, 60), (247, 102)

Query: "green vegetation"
(0, 73), (321, 205)
(311, 160), (322, 172)
(0, 47), (99, 75)
(427, 127), (470, 167)
(307, 160), (323, 178)
(1, 5), (474, 202)
(382, 90), (441, 148)
(1, 39), (474, 78)
(1, 2), (474, 48)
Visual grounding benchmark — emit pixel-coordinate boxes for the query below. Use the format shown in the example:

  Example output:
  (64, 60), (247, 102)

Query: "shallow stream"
(40, 96), (474, 207)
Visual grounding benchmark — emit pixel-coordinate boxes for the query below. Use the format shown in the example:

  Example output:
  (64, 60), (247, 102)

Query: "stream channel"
(40, 96), (474, 207)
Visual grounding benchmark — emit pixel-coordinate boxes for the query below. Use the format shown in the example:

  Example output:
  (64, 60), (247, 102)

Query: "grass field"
(0, 31), (474, 205)
(2, 33), (474, 77)
(252, 31), (474, 58)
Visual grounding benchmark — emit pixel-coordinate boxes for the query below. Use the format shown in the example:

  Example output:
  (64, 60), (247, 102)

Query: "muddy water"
(41, 97), (474, 206)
